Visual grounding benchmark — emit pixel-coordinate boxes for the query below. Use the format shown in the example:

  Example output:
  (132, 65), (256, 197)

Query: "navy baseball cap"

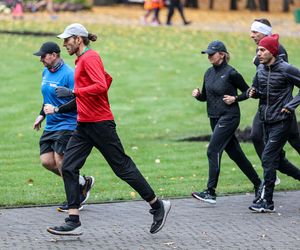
(201, 40), (228, 55)
(33, 42), (60, 57)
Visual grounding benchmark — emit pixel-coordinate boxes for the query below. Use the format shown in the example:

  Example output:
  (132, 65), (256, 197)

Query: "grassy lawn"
(0, 20), (300, 207)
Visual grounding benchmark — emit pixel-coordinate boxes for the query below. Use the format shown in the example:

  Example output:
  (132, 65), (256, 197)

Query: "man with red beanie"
(258, 34), (279, 57)
(249, 19), (300, 194)
(248, 34), (300, 212)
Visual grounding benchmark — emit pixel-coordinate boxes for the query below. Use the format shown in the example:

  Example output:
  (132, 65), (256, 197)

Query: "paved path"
(1, 191), (300, 250)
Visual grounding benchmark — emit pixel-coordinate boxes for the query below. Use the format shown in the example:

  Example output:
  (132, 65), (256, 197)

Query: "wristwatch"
(54, 107), (59, 113)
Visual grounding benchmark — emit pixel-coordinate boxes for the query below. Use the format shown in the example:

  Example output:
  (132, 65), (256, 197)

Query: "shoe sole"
(191, 192), (216, 204)
(81, 176), (95, 205)
(248, 206), (275, 213)
(151, 200), (171, 234)
(47, 226), (83, 236)
(57, 205), (84, 213)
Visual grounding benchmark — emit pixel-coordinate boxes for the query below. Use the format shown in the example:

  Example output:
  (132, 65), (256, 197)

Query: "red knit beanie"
(258, 34), (279, 57)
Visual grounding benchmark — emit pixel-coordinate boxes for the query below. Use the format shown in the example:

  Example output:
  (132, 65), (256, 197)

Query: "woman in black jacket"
(191, 40), (261, 204)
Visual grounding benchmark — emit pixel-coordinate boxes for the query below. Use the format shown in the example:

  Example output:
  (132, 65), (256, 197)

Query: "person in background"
(46, 23), (171, 236)
(166, 0), (191, 26)
(248, 34), (300, 212)
(12, 0), (23, 19)
(141, 0), (164, 26)
(191, 40), (262, 204)
(33, 41), (94, 213)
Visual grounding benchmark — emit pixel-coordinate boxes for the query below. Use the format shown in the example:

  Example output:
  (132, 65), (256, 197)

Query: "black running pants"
(207, 116), (261, 190)
(62, 121), (156, 209)
(251, 111), (300, 158)
(262, 120), (300, 202)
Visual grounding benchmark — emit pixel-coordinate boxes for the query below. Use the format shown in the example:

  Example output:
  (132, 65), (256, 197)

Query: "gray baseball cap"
(57, 23), (88, 39)
(201, 40), (228, 55)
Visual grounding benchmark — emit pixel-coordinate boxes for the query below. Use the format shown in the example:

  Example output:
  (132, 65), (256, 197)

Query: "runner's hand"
(33, 115), (44, 131)
(192, 88), (201, 98)
(248, 87), (256, 98)
(223, 95), (236, 105)
(44, 104), (55, 115)
(281, 107), (291, 114)
(55, 87), (74, 98)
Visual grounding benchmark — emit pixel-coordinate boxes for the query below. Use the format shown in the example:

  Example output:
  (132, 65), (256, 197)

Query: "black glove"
(55, 86), (74, 98)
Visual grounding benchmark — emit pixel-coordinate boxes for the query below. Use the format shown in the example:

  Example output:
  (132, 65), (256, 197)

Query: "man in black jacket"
(248, 34), (300, 212)
(250, 19), (300, 174)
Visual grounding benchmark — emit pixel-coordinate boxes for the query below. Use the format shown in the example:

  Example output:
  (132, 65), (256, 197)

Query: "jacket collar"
(263, 57), (282, 70)
(212, 60), (227, 70)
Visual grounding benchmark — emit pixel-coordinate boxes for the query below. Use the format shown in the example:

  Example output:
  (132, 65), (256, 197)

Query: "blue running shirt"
(41, 63), (77, 131)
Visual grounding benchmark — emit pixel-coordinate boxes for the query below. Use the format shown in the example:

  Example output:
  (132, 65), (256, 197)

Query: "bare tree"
(246, 0), (257, 10)
(259, 0), (269, 12)
(209, 0), (214, 10)
(230, 0), (238, 10)
(283, 0), (294, 12)
(185, 0), (198, 8)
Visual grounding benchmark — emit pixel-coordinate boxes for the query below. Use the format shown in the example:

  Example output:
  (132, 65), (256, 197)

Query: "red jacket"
(74, 49), (114, 122)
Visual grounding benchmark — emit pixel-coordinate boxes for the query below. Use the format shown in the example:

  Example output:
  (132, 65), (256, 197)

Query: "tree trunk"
(246, 0), (256, 10)
(185, 0), (198, 8)
(283, 0), (293, 12)
(230, 0), (238, 10)
(209, 0), (214, 10)
(259, 0), (269, 12)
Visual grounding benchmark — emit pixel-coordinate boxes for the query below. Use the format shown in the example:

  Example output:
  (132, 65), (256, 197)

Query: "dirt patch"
(0, 30), (56, 36)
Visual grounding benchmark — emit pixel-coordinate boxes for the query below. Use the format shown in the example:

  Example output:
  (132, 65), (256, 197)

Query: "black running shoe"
(57, 201), (83, 213)
(149, 200), (171, 234)
(249, 199), (275, 213)
(80, 176), (95, 204)
(47, 218), (82, 236)
(192, 189), (216, 204)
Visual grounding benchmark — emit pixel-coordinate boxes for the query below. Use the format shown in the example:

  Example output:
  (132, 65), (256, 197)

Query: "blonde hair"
(220, 52), (230, 63)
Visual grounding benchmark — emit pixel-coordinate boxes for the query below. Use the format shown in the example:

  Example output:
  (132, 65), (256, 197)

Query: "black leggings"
(207, 116), (261, 190)
(62, 121), (156, 209)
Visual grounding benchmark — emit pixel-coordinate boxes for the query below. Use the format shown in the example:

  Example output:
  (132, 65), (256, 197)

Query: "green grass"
(1, 21), (300, 207)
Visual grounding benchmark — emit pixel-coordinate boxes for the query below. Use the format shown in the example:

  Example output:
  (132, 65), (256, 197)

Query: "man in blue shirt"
(33, 42), (94, 212)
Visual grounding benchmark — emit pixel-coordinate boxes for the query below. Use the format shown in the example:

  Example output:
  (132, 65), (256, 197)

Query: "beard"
(66, 45), (78, 56)
(43, 63), (52, 69)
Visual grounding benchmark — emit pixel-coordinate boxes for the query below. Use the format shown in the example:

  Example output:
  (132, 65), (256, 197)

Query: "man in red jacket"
(46, 23), (171, 236)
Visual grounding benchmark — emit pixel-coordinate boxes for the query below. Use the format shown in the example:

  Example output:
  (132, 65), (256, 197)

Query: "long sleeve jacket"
(252, 58), (300, 123)
(74, 49), (114, 122)
(196, 62), (249, 118)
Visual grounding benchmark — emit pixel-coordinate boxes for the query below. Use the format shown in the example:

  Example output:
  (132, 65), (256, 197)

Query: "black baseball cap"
(33, 42), (60, 56)
(201, 40), (228, 55)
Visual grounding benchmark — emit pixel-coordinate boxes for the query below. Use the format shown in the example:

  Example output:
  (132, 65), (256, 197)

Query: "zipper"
(264, 66), (271, 121)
